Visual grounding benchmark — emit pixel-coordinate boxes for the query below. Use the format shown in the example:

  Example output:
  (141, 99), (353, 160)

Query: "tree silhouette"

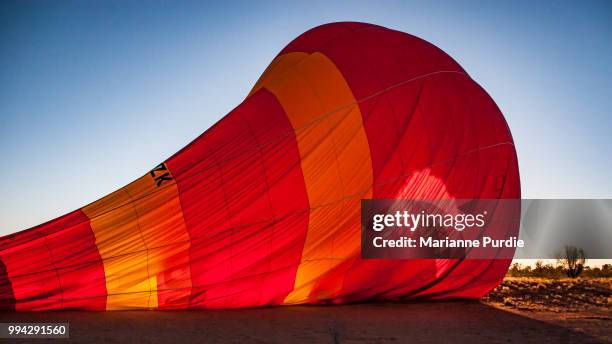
(558, 246), (586, 278)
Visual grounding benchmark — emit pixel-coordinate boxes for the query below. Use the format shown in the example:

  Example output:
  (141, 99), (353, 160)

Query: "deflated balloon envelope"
(0, 22), (520, 310)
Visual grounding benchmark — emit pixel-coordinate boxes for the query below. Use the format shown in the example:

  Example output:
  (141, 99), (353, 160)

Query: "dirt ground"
(481, 277), (611, 343)
(0, 299), (609, 343)
(0, 278), (609, 343)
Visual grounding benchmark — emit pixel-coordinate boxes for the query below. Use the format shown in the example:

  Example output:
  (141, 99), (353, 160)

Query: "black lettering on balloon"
(149, 163), (172, 187)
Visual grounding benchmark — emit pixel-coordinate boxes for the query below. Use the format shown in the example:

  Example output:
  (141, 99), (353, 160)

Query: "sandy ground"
(482, 277), (611, 343)
(0, 300), (610, 343)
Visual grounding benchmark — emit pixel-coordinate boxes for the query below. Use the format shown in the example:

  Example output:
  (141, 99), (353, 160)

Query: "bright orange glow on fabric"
(82, 168), (191, 310)
(252, 52), (373, 304)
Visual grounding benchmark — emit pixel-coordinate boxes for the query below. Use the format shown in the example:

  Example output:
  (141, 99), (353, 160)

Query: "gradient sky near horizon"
(1, 1), (611, 235)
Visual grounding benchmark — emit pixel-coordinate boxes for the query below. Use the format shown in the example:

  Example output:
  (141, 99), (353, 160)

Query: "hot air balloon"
(0, 22), (520, 311)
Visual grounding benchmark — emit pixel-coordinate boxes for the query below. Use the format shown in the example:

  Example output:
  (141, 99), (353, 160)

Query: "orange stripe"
(82, 164), (191, 310)
(252, 52), (373, 304)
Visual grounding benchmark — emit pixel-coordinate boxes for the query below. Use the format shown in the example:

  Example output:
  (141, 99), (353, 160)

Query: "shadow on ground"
(0, 301), (607, 343)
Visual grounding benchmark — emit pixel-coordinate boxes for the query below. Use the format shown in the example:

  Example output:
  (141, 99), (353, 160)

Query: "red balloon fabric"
(0, 22), (520, 310)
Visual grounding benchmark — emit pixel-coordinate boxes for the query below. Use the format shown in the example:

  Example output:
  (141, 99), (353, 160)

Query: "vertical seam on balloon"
(353, 29), (410, 175)
(308, 41), (381, 300)
(161, 163), (193, 309)
(40, 230), (64, 309)
(90, 216), (108, 310)
(393, 78), (468, 299)
(122, 187), (154, 310)
(235, 109), (278, 307)
(294, 60), (350, 264)
(334, 89), (388, 297)
(322, 38), (409, 298)
(279, 63), (345, 302)
(416, 80), (502, 296)
(202, 136), (236, 308)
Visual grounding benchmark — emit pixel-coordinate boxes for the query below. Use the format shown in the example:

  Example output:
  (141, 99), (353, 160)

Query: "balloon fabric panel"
(0, 22), (520, 310)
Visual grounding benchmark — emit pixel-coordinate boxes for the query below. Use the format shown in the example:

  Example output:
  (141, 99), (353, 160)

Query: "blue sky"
(1, 0), (611, 234)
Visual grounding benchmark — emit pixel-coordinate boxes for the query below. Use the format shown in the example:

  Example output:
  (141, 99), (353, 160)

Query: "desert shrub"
(558, 246), (586, 278)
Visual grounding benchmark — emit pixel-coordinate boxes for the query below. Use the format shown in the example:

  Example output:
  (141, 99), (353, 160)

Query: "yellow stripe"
(252, 52), (373, 303)
(83, 165), (191, 310)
